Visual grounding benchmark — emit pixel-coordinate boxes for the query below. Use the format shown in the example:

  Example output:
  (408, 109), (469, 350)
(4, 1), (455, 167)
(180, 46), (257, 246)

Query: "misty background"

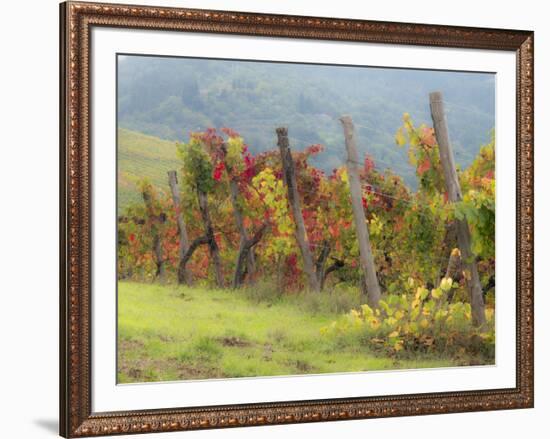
(117, 55), (495, 188)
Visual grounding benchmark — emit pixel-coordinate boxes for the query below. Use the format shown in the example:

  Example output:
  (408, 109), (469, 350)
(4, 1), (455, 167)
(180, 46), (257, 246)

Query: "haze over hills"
(117, 54), (495, 191)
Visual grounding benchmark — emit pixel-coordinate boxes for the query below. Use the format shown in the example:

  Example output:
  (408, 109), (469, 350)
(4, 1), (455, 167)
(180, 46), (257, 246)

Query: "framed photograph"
(60, 1), (534, 436)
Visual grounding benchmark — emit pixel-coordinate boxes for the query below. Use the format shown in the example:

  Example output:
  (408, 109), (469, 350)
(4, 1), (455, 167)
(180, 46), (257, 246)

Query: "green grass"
(118, 128), (179, 213)
(117, 281), (463, 383)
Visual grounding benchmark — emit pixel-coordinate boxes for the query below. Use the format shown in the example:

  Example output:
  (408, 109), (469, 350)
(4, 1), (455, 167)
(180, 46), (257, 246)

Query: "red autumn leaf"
(213, 162), (225, 181)
(221, 127), (240, 138)
(128, 233), (136, 243)
(305, 143), (324, 156)
(287, 254), (298, 267)
(420, 127), (436, 147)
(417, 157), (431, 175)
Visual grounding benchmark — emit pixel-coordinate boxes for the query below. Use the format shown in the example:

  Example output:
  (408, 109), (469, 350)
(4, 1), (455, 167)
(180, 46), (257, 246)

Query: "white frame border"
(90, 27), (517, 413)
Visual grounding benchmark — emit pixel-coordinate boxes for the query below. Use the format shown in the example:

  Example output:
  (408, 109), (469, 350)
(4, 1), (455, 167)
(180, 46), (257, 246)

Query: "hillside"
(118, 55), (495, 188)
(117, 128), (178, 211)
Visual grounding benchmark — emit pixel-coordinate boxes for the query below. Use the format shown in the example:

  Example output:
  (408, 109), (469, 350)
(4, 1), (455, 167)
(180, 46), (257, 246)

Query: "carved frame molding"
(59, 2), (534, 436)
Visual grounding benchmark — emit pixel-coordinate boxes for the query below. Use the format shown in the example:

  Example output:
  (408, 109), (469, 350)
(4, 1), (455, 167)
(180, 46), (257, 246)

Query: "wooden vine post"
(276, 127), (320, 292)
(228, 173), (256, 277)
(141, 185), (166, 282)
(233, 224), (268, 288)
(167, 170), (193, 285)
(429, 91), (486, 328)
(339, 115), (382, 308)
(220, 143), (265, 288)
(197, 189), (224, 288)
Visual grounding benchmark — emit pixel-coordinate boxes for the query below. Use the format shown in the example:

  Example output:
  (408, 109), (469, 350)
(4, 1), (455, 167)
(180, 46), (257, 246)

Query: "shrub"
(321, 277), (495, 361)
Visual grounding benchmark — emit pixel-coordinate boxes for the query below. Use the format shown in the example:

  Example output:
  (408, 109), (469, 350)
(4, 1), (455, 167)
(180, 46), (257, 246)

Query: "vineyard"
(118, 92), (496, 381)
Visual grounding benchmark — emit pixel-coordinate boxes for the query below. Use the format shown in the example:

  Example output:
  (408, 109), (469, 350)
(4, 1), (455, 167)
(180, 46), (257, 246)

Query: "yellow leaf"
(408, 149), (418, 166)
(340, 169), (349, 184)
(416, 287), (429, 300)
(440, 277), (453, 292)
(395, 127), (407, 146)
(361, 304), (374, 318)
(420, 319), (429, 329)
(389, 331), (399, 338)
(370, 318), (380, 329)
(410, 132), (420, 147)
(431, 288), (443, 299)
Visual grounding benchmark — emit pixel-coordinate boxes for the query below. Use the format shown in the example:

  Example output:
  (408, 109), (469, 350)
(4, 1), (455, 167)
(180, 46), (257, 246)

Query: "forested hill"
(118, 55), (495, 187)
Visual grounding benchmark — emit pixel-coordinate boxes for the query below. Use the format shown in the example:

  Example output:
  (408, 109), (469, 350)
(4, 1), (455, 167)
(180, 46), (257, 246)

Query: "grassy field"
(118, 128), (179, 213)
(118, 282), (463, 383)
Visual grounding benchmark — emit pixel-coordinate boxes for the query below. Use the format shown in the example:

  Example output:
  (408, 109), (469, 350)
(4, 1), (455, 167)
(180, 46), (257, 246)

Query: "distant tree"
(181, 77), (203, 110)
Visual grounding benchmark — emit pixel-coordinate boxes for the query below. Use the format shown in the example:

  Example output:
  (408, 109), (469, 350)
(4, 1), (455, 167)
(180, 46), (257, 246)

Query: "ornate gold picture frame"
(60, 1), (534, 436)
